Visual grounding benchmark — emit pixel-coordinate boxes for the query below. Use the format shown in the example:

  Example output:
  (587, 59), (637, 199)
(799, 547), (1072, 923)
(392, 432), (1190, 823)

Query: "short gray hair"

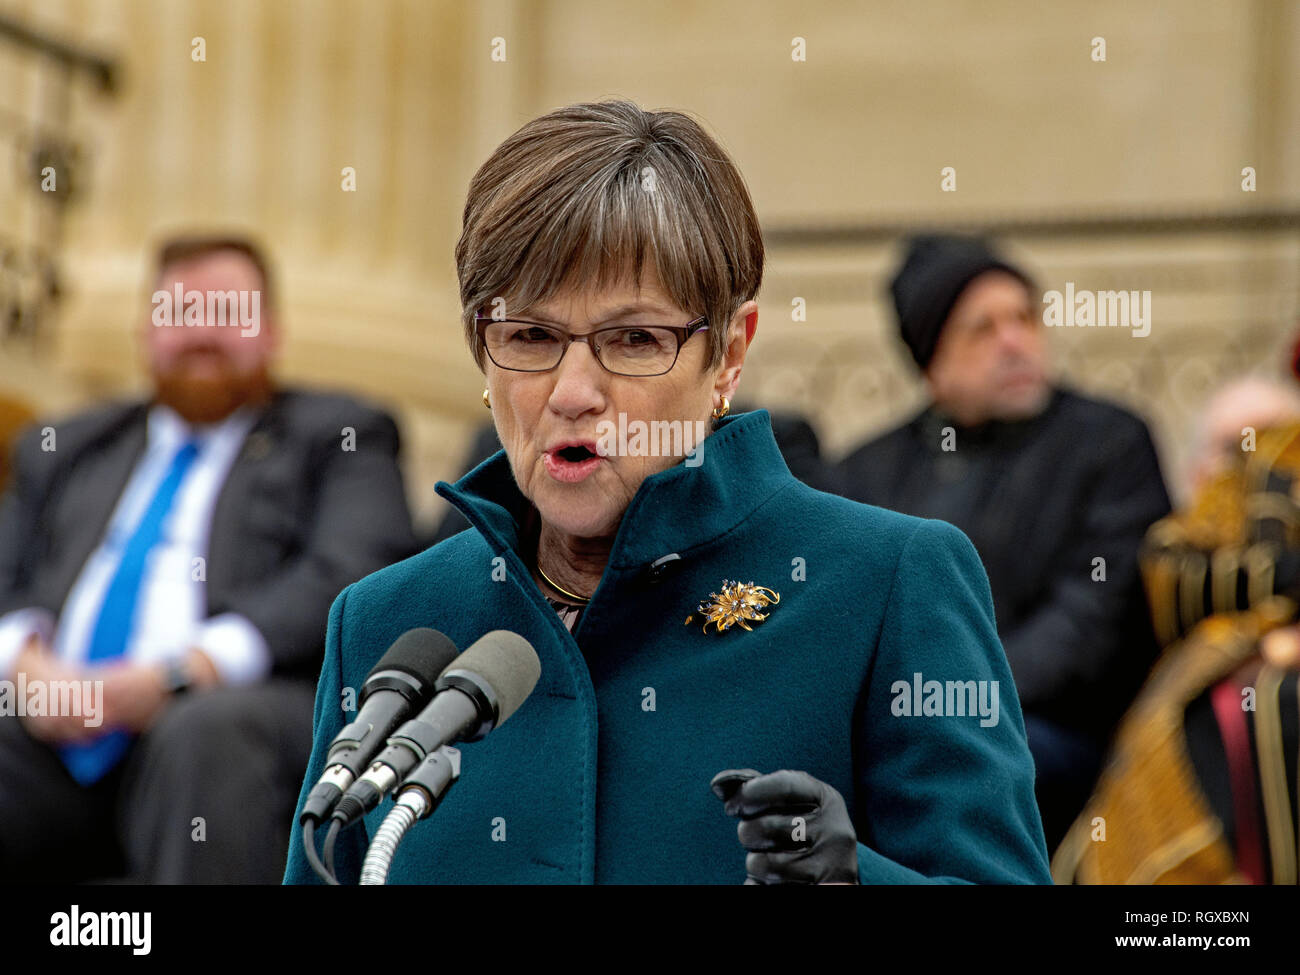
(455, 100), (764, 372)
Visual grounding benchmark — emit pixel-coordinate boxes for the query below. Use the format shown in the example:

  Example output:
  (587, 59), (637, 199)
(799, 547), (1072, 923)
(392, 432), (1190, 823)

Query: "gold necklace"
(536, 557), (592, 604)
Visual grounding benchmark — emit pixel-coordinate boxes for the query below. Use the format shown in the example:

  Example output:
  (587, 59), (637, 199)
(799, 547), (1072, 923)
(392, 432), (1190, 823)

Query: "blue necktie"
(60, 439), (201, 785)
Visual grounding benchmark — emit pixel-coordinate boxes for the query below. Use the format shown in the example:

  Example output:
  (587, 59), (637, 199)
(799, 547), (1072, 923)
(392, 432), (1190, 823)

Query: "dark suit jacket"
(0, 388), (418, 684)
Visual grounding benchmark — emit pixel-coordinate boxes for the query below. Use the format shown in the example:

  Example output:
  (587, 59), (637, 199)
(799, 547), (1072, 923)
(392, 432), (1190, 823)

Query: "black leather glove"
(710, 768), (860, 885)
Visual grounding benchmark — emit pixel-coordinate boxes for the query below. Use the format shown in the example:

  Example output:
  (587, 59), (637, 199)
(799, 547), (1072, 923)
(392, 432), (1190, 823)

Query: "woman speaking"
(285, 100), (1051, 884)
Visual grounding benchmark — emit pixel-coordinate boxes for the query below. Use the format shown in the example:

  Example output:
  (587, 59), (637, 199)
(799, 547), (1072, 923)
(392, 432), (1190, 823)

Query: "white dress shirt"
(0, 403), (272, 685)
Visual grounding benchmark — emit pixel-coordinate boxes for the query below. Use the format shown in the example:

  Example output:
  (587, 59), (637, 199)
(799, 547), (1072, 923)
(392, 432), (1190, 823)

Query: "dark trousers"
(0, 680), (315, 884)
(1023, 712), (1105, 855)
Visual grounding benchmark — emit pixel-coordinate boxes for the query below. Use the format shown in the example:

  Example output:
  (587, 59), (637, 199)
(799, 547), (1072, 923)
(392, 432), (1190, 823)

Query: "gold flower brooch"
(685, 579), (781, 633)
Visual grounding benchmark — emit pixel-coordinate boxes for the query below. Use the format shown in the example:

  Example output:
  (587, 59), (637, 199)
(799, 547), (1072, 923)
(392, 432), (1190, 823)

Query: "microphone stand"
(359, 746), (461, 885)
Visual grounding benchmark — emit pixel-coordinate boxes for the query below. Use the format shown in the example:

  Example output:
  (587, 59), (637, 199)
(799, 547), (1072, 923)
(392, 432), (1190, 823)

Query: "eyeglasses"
(474, 315), (709, 377)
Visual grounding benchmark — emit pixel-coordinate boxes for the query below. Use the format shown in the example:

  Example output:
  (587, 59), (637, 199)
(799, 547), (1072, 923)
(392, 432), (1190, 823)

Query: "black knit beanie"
(888, 234), (1034, 370)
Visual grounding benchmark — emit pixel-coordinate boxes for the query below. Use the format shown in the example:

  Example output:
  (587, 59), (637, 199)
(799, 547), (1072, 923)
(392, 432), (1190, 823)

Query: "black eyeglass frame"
(473, 314), (710, 377)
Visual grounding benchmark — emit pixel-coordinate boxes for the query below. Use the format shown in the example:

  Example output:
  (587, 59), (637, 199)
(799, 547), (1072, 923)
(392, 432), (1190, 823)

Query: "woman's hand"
(711, 768), (860, 884)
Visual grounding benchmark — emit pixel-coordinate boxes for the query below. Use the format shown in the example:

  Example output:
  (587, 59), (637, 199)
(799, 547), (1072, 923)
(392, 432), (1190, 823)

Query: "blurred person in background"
(1139, 372), (1300, 650)
(1054, 373), (1300, 883)
(1183, 375), (1300, 499)
(0, 235), (416, 883)
(836, 234), (1171, 852)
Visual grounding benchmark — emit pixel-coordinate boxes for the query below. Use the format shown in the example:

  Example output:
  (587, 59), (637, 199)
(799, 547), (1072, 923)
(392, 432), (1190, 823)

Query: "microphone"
(300, 628), (458, 824)
(331, 629), (541, 828)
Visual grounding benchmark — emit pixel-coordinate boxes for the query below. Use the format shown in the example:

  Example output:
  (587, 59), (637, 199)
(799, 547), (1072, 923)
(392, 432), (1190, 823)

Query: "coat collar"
(435, 408), (794, 575)
(915, 386), (1063, 451)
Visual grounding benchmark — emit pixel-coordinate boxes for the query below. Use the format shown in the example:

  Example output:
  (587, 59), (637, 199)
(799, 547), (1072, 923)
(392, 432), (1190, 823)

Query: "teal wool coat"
(284, 410), (1051, 884)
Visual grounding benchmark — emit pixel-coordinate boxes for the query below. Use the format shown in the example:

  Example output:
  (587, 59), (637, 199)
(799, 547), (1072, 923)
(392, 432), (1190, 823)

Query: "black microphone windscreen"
(445, 630), (541, 726)
(367, 628), (459, 687)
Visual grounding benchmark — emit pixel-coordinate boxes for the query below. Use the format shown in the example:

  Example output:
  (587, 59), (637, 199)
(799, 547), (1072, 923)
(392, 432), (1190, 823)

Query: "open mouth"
(544, 441), (603, 483)
(557, 444), (596, 462)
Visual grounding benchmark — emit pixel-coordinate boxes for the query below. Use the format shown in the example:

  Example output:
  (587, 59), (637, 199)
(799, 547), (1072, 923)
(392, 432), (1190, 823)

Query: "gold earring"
(482, 388), (491, 410)
(711, 396), (730, 420)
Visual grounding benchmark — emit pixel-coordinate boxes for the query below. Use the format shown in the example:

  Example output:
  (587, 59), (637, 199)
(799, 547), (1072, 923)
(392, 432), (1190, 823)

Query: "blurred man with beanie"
(837, 234), (1171, 852)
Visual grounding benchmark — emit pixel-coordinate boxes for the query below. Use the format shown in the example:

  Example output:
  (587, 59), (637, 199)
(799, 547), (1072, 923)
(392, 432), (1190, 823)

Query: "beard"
(152, 352), (273, 425)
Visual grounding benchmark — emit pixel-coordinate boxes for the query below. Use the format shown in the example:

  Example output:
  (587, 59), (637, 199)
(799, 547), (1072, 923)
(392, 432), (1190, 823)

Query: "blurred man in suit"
(0, 235), (416, 883)
(836, 235), (1171, 851)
